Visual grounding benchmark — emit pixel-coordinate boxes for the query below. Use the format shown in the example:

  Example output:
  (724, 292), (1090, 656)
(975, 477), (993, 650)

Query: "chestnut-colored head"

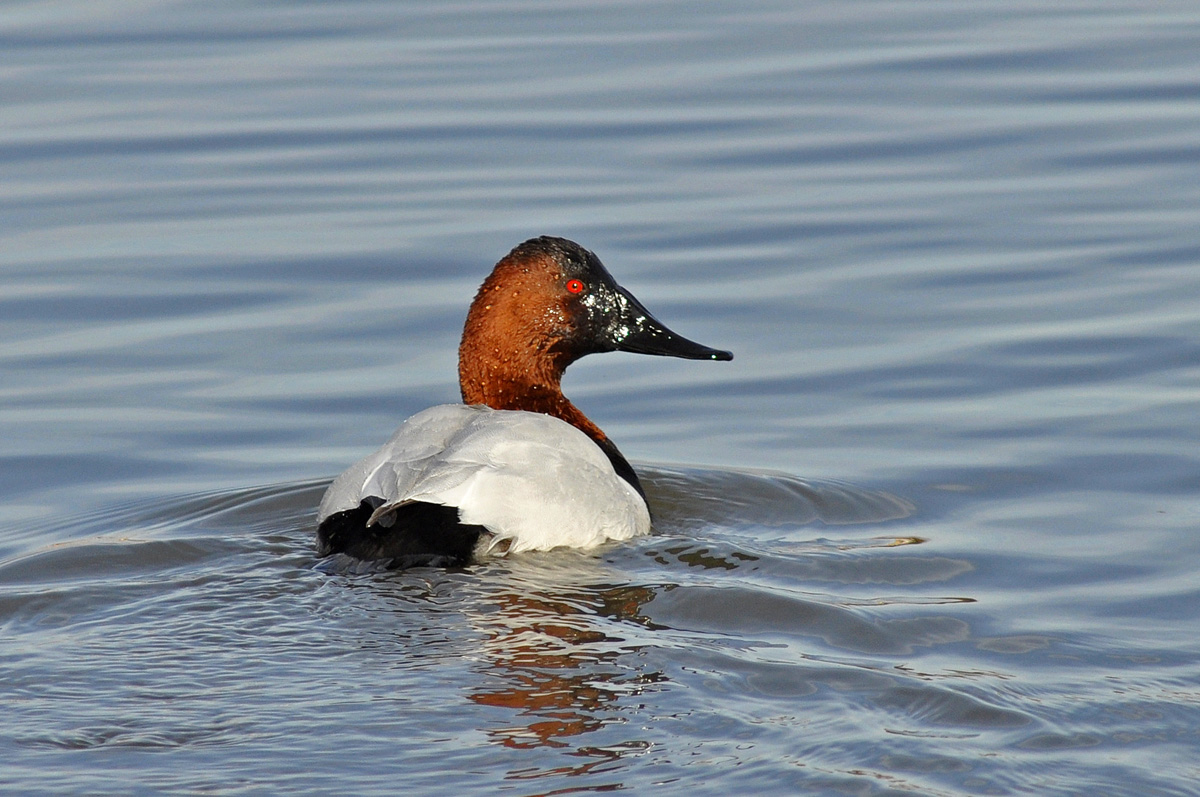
(458, 236), (732, 444)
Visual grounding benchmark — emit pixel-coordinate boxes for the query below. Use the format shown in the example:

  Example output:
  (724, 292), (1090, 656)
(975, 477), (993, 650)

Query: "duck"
(316, 236), (732, 568)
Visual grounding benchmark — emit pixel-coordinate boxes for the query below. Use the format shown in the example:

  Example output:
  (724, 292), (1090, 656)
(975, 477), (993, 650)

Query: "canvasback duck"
(316, 236), (732, 567)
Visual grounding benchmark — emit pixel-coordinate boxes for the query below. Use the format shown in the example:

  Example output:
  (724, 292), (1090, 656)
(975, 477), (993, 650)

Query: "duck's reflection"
(460, 562), (660, 753)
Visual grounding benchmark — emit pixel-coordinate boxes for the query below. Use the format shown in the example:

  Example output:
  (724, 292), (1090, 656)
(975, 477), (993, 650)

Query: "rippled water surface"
(3, 2), (1199, 794)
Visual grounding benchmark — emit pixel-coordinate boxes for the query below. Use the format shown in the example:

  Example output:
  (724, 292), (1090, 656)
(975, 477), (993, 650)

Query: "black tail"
(316, 499), (488, 569)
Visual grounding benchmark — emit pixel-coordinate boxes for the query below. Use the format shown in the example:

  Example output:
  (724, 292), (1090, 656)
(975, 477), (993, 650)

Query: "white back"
(318, 404), (650, 553)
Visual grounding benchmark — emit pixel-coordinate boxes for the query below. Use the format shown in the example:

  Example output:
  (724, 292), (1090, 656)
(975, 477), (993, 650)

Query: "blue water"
(3, 1), (1199, 794)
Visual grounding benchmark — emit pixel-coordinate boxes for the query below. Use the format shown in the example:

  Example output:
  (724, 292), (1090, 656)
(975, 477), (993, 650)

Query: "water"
(2, 1), (1199, 794)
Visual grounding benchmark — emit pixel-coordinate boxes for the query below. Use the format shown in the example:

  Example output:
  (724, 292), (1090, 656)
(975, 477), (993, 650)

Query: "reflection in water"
(336, 469), (919, 759)
(463, 575), (660, 760)
(347, 468), (945, 769)
(309, 461), (1020, 791)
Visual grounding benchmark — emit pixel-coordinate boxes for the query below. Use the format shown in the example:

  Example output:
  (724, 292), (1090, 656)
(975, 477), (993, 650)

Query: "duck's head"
(457, 235), (731, 456)
(458, 236), (732, 487)
(459, 237), (731, 401)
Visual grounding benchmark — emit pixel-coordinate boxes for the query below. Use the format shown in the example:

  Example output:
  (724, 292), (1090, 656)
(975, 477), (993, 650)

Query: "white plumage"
(317, 404), (650, 554)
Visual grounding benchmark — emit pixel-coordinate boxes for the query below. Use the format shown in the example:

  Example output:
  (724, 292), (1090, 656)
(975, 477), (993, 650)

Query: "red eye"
(566, 278), (585, 294)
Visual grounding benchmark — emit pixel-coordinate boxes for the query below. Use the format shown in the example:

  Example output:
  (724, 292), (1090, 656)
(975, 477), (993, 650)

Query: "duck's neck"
(458, 354), (606, 446)
(458, 337), (645, 499)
